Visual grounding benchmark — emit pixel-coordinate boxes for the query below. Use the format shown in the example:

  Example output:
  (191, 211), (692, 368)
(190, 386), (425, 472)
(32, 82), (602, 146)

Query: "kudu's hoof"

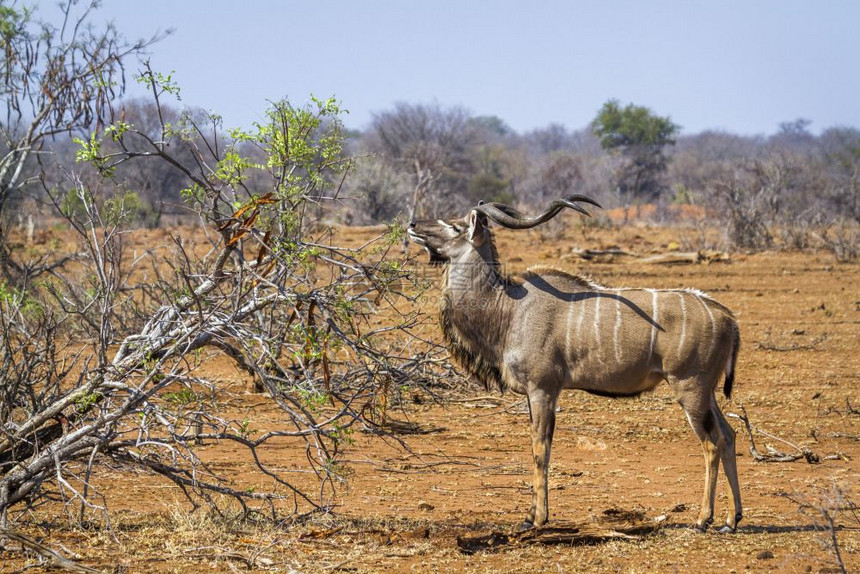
(717, 513), (742, 534)
(693, 517), (713, 533)
(514, 520), (534, 533)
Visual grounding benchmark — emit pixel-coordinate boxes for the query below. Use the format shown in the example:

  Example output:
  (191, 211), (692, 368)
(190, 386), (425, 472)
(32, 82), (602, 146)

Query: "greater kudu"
(408, 196), (742, 533)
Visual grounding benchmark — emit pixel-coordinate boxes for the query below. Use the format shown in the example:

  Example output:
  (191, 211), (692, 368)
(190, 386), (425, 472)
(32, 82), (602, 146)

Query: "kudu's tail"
(723, 326), (741, 399)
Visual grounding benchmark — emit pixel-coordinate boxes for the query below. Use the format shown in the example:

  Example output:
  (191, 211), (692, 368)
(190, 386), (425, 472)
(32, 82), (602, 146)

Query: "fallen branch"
(180, 547), (254, 569)
(823, 397), (860, 417)
(564, 248), (729, 265)
(447, 395), (506, 408)
(361, 419), (446, 435)
(0, 529), (103, 573)
(827, 433), (860, 442)
(564, 248), (639, 262)
(447, 395), (506, 405)
(638, 250), (729, 265)
(728, 404), (820, 463)
(456, 509), (664, 554)
(756, 334), (828, 352)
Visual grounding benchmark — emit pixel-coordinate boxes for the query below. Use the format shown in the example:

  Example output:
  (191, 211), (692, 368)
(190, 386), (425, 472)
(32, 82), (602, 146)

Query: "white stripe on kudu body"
(575, 295), (587, 337)
(593, 295), (602, 361)
(678, 292), (688, 352)
(613, 291), (622, 363)
(408, 195), (743, 537)
(698, 292), (717, 358)
(564, 303), (576, 358)
(649, 289), (659, 361)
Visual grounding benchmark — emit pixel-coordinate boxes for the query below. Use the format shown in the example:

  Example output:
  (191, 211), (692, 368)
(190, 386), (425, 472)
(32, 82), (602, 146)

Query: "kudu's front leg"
(519, 389), (557, 531)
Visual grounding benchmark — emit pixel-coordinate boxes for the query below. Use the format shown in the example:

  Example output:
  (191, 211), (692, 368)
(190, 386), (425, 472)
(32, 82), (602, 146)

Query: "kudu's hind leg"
(673, 382), (721, 531)
(713, 403), (743, 532)
(695, 411), (721, 531)
(519, 389), (557, 531)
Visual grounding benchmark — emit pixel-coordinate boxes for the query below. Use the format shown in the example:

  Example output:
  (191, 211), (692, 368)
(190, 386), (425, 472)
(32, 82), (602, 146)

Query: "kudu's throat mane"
(439, 301), (505, 391)
(438, 233), (508, 391)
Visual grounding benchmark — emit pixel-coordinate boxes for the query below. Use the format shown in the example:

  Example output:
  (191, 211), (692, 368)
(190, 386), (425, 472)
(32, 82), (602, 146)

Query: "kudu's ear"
(467, 210), (488, 246)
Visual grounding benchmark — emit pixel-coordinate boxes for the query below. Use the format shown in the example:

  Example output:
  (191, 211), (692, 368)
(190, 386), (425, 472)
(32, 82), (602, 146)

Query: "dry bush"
(711, 178), (775, 251)
(780, 221), (816, 250)
(781, 483), (858, 574)
(678, 220), (722, 252)
(815, 219), (860, 262)
(0, 73), (458, 539)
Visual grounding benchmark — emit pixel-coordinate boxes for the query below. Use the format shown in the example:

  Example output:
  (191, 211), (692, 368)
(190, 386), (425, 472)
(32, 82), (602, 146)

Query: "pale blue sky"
(57, 1), (860, 135)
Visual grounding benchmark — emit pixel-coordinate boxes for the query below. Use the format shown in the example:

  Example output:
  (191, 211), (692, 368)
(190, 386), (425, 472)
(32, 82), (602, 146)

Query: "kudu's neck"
(440, 240), (510, 390)
(444, 241), (503, 297)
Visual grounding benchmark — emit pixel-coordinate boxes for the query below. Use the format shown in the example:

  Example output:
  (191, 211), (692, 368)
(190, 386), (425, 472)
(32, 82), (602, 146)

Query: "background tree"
(364, 102), (474, 219)
(464, 115), (516, 206)
(819, 127), (860, 224)
(592, 99), (679, 204)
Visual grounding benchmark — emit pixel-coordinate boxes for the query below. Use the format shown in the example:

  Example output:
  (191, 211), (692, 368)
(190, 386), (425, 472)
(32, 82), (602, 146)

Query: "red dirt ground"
(2, 220), (858, 573)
